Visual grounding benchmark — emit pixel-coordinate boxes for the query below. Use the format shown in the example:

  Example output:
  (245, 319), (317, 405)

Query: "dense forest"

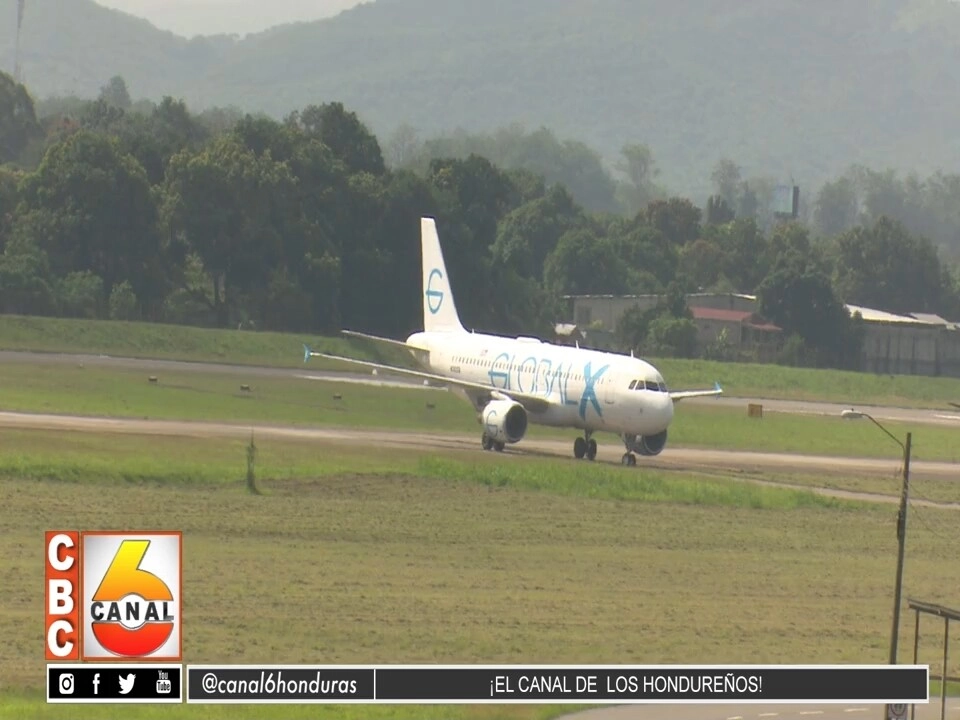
(4, 0), (960, 202)
(1, 71), (959, 372)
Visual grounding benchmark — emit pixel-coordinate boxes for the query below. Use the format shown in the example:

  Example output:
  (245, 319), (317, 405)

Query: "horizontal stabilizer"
(670, 381), (723, 402)
(341, 329), (427, 352)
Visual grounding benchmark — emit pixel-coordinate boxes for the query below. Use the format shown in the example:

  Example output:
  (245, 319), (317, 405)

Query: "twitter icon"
(118, 673), (136, 695)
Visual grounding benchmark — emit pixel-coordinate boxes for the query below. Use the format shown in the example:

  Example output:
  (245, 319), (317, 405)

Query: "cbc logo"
(58, 673), (74, 695)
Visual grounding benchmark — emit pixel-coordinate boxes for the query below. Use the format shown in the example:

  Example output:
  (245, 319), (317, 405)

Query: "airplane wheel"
(482, 433), (493, 451)
(586, 439), (597, 461)
(494, 441), (505, 452)
(621, 453), (636, 466)
(573, 436), (587, 459)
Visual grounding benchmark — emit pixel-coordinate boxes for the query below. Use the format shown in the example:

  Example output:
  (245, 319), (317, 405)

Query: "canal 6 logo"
(82, 532), (182, 660)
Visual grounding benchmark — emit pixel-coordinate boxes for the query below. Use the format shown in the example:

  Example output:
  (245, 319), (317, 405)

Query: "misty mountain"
(5, 0), (960, 200)
(92, 0), (363, 38)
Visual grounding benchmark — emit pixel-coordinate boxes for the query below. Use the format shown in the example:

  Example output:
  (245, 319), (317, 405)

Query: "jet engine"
(634, 430), (668, 456)
(481, 399), (528, 444)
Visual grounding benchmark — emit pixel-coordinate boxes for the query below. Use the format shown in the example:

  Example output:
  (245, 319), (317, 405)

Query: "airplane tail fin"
(421, 217), (466, 334)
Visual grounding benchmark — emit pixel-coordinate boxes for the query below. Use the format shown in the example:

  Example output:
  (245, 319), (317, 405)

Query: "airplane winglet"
(303, 344), (313, 364)
(714, 381), (723, 393)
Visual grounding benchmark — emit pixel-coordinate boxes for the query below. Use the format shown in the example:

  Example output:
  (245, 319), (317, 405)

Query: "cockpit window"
(629, 379), (637, 390)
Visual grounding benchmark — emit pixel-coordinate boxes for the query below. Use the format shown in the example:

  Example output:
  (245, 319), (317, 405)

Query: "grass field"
(3, 313), (960, 408)
(0, 361), (958, 464)
(2, 430), (959, 719)
(0, 314), (414, 372)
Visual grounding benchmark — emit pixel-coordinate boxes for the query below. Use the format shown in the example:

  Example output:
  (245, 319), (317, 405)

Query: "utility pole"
(840, 410), (912, 720)
(14, 0), (26, 83)
(889, 431), (912, 666)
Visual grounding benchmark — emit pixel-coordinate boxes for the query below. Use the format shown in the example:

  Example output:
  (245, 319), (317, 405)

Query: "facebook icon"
(92, 673), (100, 695)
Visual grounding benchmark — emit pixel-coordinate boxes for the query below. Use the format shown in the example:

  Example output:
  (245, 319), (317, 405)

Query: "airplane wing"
(303, 346), (553, 413)
(669, 382), (723, 402)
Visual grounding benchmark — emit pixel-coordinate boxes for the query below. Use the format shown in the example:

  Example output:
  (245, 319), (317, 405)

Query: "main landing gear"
(620, 433), (637, 466)
(481, 433), (505, 452)
(573, 431), (597, 461)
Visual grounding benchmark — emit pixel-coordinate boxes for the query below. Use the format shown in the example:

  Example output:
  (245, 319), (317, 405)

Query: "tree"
(162, 135), (297, 327)
(705, 195), (735, 225)
(0, 167), (22, 249)
(678, 238), (723, 290)
(0, 71), (42, 165)
(705, 217), (771, 293)
(617, 143), (662, 214)
(98, 76), (132, 110)
(646, 197), (701, 246)
(288, 102), (385, 176)
(814, 176), (859, 238)
(757, 252), (860, 369)
(491, 184), (584, 279)
(15, 131), (163, 313)
(833, 216), (946, 315)
(109, 280), (139, 320)
(645, 315), (698, 358)
(711, 158), (741, 208)
(410, 125), (620, 214)
(0, 234), (56, 315)
(615, 282), (692, 355)
(384, 123), (421, 168)
(543, 228), (630, 298)
(612, 221), (678, 289)
(58, 270), (104, 318)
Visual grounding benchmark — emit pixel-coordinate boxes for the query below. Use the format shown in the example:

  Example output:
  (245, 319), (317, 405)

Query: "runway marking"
(799, 712), (824, 716)
(759, 714), (779, 717)
(726, 716), (743, 719)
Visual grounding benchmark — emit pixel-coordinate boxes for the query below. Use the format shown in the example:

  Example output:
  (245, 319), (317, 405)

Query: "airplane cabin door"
(603, 374), (616, 407)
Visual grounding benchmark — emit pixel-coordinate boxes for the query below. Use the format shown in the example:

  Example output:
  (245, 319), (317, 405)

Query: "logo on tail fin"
(426, 269), (444, 315)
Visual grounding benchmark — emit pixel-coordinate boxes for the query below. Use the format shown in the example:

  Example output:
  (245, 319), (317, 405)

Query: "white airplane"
(304, 217), (723, 466)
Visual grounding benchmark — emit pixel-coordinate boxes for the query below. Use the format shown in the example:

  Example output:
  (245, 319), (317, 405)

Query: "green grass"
(0, 427), (854, 510)
(0, 361), (958, 463)
(653, 356), (960, 409)
(930, 679), (960, 697)
(0, 314), (414, 372)
(728, 469), (960, 506)
(2, 430), (960, 719)
(4, 313), (960, 408)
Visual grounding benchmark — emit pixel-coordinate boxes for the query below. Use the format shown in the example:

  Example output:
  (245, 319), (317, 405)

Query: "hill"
(6, 0), (960, 200)
(0, 0), (231, 100)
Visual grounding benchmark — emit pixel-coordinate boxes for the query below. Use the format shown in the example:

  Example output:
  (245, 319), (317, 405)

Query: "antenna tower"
(14, 0), (26, 83)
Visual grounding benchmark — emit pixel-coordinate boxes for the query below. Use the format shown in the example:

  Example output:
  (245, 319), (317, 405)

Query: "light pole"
(841, 409), (912, 670)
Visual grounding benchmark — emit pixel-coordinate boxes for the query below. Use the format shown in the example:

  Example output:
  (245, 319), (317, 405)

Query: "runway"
(0, 410), (957, 507)
(4, 350), (959, 717)
(2, 350), (959, 426)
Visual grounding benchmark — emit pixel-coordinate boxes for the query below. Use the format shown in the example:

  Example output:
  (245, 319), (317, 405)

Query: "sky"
(93, 0), (367, 37)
